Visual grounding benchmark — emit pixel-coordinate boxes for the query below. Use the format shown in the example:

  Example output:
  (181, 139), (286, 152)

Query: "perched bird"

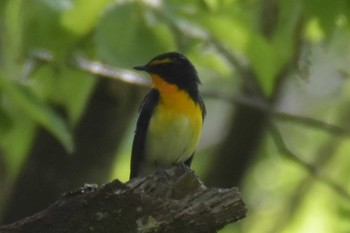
(130, 52), (205, 178)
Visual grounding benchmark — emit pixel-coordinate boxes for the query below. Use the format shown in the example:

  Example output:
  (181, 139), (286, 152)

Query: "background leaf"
(95, 2), (176, 68)
(0, 73), (73, 152)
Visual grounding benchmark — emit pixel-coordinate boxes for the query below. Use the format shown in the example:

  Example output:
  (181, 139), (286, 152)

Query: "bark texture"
(0, 166), (246, 233)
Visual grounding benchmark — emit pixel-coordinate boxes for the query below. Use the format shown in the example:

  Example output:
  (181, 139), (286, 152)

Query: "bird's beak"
(134, 65), (148, 71)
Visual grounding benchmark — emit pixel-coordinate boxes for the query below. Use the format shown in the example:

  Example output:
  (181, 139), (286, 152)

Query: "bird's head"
(134, 52), (200, 92)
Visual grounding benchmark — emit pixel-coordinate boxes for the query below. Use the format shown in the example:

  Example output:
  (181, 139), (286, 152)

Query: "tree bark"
(0, 166), (247, 233)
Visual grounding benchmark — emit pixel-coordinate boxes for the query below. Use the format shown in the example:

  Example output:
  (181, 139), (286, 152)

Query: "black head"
(134, 52), (201, 92)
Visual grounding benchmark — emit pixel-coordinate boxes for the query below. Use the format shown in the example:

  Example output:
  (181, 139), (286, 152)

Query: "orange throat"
(150, 74), (200, 114)
(151, 74), (178, 97)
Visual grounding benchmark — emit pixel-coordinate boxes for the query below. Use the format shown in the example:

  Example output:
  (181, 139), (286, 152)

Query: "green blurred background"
(1, 0), (350, 232)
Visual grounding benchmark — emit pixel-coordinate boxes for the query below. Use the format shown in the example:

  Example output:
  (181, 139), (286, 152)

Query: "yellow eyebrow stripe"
(149, 57), (173, 65)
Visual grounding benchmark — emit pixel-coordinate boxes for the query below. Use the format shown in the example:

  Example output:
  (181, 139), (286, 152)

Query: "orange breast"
(151, 74), (202, 116)
(145, 74), (203, 164)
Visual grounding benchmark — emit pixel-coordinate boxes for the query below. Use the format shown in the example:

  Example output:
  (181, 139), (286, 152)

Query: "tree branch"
(0, 166), (246, 233)
(71, 53), (151, 87)
(203, 89), (350, 137)
(25, 50), (350, 137)
(268, 123), (350, 200)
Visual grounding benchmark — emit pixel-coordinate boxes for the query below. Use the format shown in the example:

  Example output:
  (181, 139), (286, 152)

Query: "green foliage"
(95, 1), (176, 68)
(0, 106), (12, 135)
(61, 0), (111, 36)
(0, 0), (350, 232)
(304, 0), (350, 34)
(0, 72), (73, 152)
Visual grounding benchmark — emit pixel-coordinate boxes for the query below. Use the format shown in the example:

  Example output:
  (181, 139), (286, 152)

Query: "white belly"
(145, 114), (198, 165)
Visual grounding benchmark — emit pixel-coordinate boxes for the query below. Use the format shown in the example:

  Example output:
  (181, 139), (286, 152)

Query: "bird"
(130, 52), (205, 178)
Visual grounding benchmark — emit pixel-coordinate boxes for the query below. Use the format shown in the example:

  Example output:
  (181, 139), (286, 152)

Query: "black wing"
(184, 94), (206, 168)
(130, 89), (160, 178)
(198, 94), (206, 120)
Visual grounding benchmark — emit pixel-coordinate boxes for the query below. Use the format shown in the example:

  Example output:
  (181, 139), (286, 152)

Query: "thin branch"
(268, 123), (350, 200)
(22, 49), (53, 81)
(27, 50), (151, 87)
(203, 88), (350, 136)
(150, 5), (263, 97)
(26, 49), (350, 138)
(202, 88), (271, 111)
(275, 112), (350, 136)
(266, 176), (314, 233)
(266, 125), (345, 233)
(208, 36), (265, 98)
(71, 53), (151, 87)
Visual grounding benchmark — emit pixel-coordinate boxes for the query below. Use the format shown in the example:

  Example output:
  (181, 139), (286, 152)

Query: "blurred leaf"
(304, 18), (325, 42)
(1, 115), (36, 179)
(39, 0), (73, 11)
(204, 22), (281, 95)
(51, 68), (96, 124)
(202, 13), (250, 53)
(272, 0), (301, 62)
(245, 34), (279, 95)
(28, 62), (96, 124)
(0, 105), (13, 134)
(23, 1), (77, 61)
(0, 73), (73, 153)
(95, 2), (176, 68)
(247, 0), (302, 95)
(3, 0), (24, 78)
(60, 0), (111, 35)
(196, 52), (232, 77)
(197, 9), (281, 95)
(303, 0), (348, 35)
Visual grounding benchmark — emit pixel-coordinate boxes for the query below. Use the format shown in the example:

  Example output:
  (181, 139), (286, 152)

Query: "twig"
(275, 112), (350, 136)
(71, 53), (151, 87)
(203, 88), (350, 136)
(208, 36), (264, 97)
(202, 88), (271, 111)
(266, 128), (345, 233)
(22, 49), (53, 81)
(268, 123), (350, 200)
(26, 49), (350, 138)
(150, 5), (263, 97)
